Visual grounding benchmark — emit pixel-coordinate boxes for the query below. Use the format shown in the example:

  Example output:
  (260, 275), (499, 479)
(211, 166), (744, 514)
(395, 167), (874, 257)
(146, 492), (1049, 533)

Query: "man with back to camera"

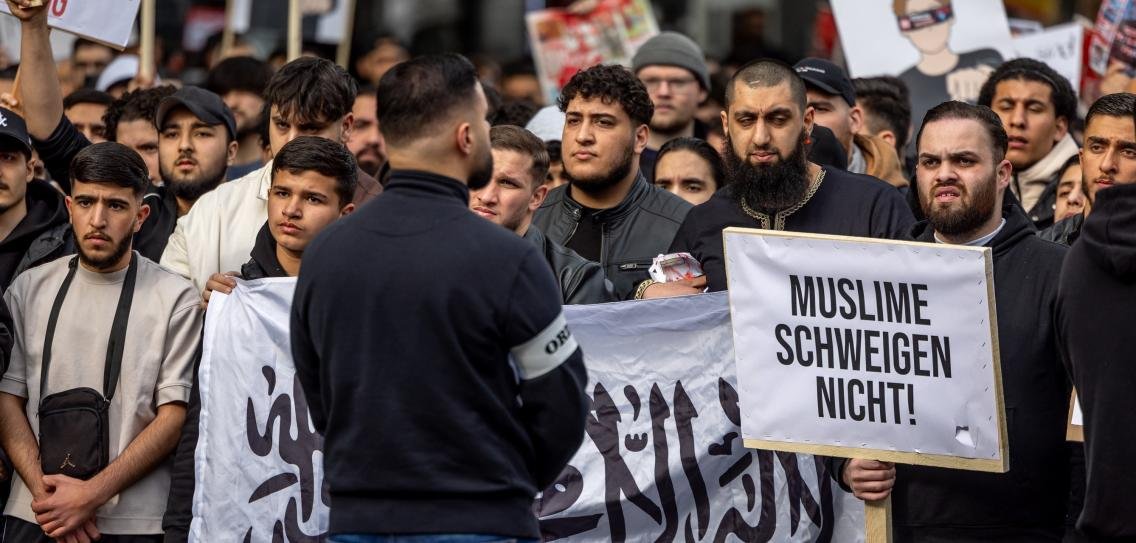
(290, 53), (587, 541)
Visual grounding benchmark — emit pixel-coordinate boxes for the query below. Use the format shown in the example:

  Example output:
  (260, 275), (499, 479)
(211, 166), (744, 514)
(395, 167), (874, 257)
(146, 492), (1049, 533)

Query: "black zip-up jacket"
(290, 170), (588, 538)
(1057, 183), (1136, 541)
(1038, 212), (1083, 246)
(532, 173), (691, 300)
(834, 200), (1070, 541)
(162, 222), (285, 542)
(524, 224), (614, 305)
(0, 180), (74, 290)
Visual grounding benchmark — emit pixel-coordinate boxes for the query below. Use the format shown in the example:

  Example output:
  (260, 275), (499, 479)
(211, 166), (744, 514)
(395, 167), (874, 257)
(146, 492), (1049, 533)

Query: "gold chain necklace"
(739, 168), (827, 230)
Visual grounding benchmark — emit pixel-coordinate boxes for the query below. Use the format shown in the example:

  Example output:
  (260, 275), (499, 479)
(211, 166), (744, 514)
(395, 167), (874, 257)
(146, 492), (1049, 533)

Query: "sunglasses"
(897, 5), (954, 31)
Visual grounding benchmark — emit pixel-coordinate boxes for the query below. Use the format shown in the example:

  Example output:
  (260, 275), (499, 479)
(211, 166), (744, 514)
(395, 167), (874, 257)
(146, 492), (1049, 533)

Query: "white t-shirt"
(0, 253), (202, 535)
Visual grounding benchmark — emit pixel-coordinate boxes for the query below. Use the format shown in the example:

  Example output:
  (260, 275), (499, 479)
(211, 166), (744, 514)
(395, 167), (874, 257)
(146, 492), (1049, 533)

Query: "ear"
(226, 139), (239, 166)
(135, 203), (152, 233)
(529, 183), (550, 212)
(849, 105), (864, 135)
(803, 105), (815, 136)
(456, 122), (473, 157)
(339, 202), (356, 217)
(23, 156), (33, 182)
(340, 112), (355, 144)
(697, 87), (709, 105)
(1054, 115), (1069, 142)
(878, 130), (898, 149)
(633, 123), (649, 154)
(720, 109), (729, 137)
(995, 158), (1013, 191)
(65, 195), (73, 216)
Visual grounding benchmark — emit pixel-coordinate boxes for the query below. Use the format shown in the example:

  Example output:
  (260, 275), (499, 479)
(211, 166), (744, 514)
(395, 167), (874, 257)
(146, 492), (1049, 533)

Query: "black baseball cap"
(0, 107), (33, 157)
(155, 86), (237, 141)
(794, 58), (856, 107)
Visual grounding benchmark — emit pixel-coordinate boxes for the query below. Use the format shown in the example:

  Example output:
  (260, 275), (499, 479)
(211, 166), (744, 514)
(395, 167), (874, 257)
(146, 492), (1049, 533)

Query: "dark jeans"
(2, 516), (161, 543)
(330, 536), (536, 543)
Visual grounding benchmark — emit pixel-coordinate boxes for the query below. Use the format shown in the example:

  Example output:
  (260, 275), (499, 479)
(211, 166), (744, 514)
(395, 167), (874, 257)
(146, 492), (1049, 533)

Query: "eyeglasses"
(641, 77), (699, 92)
(896, 5), (953, 31)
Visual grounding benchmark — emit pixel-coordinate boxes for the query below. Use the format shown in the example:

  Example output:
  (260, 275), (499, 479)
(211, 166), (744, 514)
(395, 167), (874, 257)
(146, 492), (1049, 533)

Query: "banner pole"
(865, 496), (893, 543)
(287, 0), (301, 61)
(221, 0), (237, 58)
(335, 0), (356, 69)
(139, 0), (156, 82)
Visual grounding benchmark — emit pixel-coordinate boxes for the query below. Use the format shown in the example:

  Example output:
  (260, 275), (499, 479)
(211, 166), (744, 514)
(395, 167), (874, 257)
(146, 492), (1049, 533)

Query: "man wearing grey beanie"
(632, 31), (711, 180)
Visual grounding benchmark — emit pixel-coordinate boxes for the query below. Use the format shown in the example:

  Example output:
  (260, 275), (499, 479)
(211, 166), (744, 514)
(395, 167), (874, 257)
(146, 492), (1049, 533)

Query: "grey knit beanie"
(631, 31), (710, 91)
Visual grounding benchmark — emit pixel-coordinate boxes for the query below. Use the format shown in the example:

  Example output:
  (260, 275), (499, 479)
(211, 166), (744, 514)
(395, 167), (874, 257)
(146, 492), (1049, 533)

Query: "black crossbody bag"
(38, 256), (137, 480)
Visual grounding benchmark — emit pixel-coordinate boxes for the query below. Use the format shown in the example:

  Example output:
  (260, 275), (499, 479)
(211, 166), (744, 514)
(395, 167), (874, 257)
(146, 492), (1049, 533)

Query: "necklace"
(739, 168), (827, 230)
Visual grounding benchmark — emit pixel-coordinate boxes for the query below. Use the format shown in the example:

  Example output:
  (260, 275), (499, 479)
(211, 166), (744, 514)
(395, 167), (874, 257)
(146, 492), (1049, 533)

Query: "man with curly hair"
(532, 64), (692, 300)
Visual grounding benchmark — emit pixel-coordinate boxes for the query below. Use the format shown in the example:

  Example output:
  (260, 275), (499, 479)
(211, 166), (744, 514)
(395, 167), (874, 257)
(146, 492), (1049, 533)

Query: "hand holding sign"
(3, 0), (46, 23)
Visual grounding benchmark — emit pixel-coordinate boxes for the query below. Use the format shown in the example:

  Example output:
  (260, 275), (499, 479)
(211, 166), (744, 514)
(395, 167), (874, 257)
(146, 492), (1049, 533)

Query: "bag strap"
(40, 254), (139, 401)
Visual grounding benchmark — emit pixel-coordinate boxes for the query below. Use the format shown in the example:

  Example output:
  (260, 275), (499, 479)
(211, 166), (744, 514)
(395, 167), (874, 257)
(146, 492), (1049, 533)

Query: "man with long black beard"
(532, 64), (692, 300)
(644, 60), (914, 297)
(839, 101), (1071, 542)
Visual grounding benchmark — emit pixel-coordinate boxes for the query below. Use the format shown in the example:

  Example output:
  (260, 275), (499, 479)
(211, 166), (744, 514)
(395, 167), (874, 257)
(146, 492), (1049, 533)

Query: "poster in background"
(526, 0), (658, 105)
(0, 0), (141, 48)
(724, 229), (1006, 471)
(832, 0), (1012, 147)
(1013, 22), (1086, 94)
(229, 0), (349, 44)
(1088, 0), (1136, 75)
(191, 282), (866, 541)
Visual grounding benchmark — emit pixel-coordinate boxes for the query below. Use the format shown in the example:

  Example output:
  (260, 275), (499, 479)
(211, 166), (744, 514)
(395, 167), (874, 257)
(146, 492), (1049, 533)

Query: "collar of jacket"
(243, 222), (288, 279)
(384, 169), (470, 203)
(910, 196), (1036, 257)
(558, 170), (650, 225)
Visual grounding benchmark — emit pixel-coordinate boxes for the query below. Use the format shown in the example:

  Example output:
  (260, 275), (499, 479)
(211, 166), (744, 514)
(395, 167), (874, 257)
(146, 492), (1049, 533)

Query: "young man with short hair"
(0, 142), (201, 542)
(841, 102), (1070, 542)
(471, 125), (613, 304)
(854, 76), (911, 156)
(978, 58), (1079, 229)
(532, 64), (692, 299)
(345, 84), (387, 179)
(291, 54), (586, 541)
(162, 136), (357, 541)
(63, 89), (113, 144)
(161, 56), (383, 293)
(204, 56), (274, 180)
(632, 31), (711, 179)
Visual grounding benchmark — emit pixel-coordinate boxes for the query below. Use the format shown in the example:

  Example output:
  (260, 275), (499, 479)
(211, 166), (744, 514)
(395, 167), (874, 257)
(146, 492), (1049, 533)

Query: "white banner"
(1013, 23), (1085, 94)
(191, 281), (865, 541)
(190, 278), (329, 542)
(724, 229), (1004, 468)
(0, 0), (141, 49)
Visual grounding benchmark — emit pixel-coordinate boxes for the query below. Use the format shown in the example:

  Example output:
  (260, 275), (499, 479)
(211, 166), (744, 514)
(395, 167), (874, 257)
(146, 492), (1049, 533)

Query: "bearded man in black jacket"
(840, 101), (1070, 542)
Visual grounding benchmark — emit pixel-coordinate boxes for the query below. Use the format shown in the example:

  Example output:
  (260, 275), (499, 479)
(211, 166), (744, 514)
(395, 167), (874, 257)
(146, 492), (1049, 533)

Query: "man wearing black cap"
(4, 0), (238, 262)
(0, 107), (73, 289)
(632, 31), (711, 180)
(796, 58), (909, 189)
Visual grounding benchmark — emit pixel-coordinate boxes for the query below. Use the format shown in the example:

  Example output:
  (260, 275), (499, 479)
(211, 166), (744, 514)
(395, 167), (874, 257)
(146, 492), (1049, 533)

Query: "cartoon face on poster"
(833, 0), (1013, 137)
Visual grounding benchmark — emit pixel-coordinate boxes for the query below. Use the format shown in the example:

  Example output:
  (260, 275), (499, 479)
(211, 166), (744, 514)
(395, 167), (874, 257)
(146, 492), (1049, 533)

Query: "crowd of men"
(0, 0), (1131, 541)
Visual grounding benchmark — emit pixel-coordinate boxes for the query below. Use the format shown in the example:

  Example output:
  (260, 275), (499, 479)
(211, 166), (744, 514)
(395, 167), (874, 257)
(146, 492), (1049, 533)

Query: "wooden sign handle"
(865, 496), (893, 543)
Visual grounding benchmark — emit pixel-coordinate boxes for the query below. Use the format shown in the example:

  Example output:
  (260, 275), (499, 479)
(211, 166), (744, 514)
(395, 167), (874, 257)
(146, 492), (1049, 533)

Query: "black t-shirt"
(669, 167), (916, 291)
(901, 48), (1004, 160)
(564, 204), (605, 262)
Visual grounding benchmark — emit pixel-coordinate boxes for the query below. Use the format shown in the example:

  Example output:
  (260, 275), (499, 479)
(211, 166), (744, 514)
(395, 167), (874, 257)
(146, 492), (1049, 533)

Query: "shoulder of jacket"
(637, 186), (693, 222)
(539, 184), (568, 209)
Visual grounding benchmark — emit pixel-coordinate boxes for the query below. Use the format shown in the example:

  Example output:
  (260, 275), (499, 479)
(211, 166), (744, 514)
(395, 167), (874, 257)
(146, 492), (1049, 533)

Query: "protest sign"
(0, 0), (141, 49)
(1088, 0), (1136, 76)
(723, 228), (1007, 472)
(191, 281), (866, 542)
(1013, 23), (1085, 94)
(526, 0), (658, 105)
(229, 0), (352, 45)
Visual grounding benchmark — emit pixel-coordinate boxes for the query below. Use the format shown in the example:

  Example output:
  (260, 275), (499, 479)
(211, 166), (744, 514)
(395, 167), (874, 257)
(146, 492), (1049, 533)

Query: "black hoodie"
(833, 200), (1071, 541)
(1057, 183), (1136, 541)
(0, 179), (72, 289)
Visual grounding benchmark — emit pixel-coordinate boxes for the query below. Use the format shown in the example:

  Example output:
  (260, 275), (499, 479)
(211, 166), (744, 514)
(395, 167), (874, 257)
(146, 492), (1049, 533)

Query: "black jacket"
(532, 173), (691, 299)
(162, 222), (285, 542)
(835, 200), (1070, 541)
(1038, 212), (1083, 246)
(1056, 183), (1136, 541)
(1014, 171), (1061, 230)
(0, 180), (74, 290)
(34, 115), (179, 261)
(290, 170), (587, 538)
(524, 225), (614, 305)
